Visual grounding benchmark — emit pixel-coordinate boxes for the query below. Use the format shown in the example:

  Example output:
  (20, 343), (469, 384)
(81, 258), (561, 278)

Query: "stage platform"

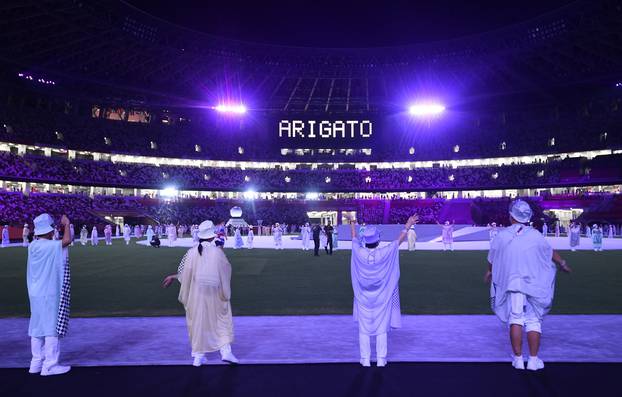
(2, 315), (621, 368)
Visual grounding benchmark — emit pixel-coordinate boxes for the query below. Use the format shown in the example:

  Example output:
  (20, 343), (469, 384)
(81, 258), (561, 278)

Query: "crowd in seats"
(1, 151), (621, 192)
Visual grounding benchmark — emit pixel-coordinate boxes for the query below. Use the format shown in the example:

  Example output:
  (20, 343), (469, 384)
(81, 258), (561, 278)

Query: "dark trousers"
(313, 238), (320, 256)
(325, 235), (333, 255)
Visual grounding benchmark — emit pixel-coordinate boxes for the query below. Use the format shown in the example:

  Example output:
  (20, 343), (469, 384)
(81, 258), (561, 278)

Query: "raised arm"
(60, 215), (72, 248)
(397, 214), (419, 245)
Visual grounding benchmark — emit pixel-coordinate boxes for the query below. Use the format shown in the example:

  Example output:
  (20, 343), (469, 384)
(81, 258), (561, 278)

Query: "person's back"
(27, 239), (64, 333)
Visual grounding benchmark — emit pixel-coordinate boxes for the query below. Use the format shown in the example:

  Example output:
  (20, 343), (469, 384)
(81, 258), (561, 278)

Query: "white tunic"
(488, 224), (556, 323)
(350, 238), (401, 335)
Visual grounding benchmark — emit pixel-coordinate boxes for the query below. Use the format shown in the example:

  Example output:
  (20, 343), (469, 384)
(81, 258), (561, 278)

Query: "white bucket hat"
(198, 220), (216, 239)
(509, 200), (533, 224)
(33, 213), (54, 236)
(362, 226), (380, 245)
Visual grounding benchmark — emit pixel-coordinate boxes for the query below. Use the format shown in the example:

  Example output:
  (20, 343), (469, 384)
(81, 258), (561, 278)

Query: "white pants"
(359, 333), (387, 360)
(509, 292), (542, 333)
(31, 336), (61, 371)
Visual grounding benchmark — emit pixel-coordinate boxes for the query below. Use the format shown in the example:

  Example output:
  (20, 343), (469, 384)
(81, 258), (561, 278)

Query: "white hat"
(24, 223), (28, 227)
(491, 222), (496, 226)
(33, 213), (54, 236)
(198, 220), (216, 239)
(362, 225), (380, 245)
(509, 200), (532, 224)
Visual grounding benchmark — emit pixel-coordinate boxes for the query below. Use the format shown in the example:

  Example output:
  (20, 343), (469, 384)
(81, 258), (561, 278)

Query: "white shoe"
(512, 356), (525, 370)
(377, 358), (387, 367)
(41, 365), (71, 376)
(192, 356), (207, 367)
(221, 351), (239, 364)
(527, 357), (544, 371)
(360, 358), (371, 367)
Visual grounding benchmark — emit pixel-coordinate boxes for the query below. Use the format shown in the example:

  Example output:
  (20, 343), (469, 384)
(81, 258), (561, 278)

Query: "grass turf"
(1, 239), (621, 317)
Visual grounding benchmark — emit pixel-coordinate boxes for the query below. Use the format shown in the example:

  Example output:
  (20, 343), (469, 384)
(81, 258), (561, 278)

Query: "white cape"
(350, 238), (401, 335)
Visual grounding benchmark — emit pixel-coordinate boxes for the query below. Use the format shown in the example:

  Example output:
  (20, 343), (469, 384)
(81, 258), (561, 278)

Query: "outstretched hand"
(406, 214), (419, 227)
(161, 275), (177, 288)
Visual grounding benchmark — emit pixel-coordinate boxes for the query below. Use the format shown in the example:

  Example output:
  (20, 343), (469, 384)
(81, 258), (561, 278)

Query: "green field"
(1, 239), (621, 317)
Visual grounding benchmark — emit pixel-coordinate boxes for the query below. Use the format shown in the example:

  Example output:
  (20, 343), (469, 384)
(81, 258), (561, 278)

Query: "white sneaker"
(360, 358), (370, 367)
(527, 357), (544, 371)
(192, 356), (206, 367)
(221, 351), (239, 364)
(377, 358), (387, 367)
(41, 365), (71, 376)
(512, 356), (525, 370)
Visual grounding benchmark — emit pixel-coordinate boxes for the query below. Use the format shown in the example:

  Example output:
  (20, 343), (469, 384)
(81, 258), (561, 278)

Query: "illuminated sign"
(279, 120), (373, 139)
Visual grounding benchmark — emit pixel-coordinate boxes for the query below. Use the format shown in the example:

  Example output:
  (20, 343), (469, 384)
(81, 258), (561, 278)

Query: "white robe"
(91, 228), (99, 245)
(246, 230), (254, 249)
(350, 238), (401, 336)
(123, 226), (131, 243)
(488, 224), (556, 323)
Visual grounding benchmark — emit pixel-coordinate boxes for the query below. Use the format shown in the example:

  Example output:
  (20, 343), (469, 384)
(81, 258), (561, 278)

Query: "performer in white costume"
(437, 220), (455, 251)
(272, 223), (283, 249)
(592, 224), (603, 251)
(542, 223), (548, 236)
(569, 223), (581, 251)
(1, 225), (8, 247)
(233, 228), (244, 249)
(162, 220), (238, 366)
(332, 227), (339, 251)
(27, 213), (72, 376)
(79, 226), (88, 245)
(554, 222), (560, 238)
(485, 200), (570, 371)
(167, 224), (176, 247)
(90, 226), (99, 246)
(246, 228), (254, 249)
(104, 225), (112, 245)
(301, 224), (310, 251)
(134, 225), (142, 239)
(69, 224), (75, 246)
(319, 228), (328, 251)
(146, 225), (154, 244)
(123, 224), (131, 245)
(585, 224), (592, 238)
(608, 224), (614, 239)
(191, 225), (200, 243)
(489, 222), (498, 242)
(23, 223), (30, 247)
(115, 224), (120, 238)
(407, 224), (417, 251)
(346, 213), (419, 367)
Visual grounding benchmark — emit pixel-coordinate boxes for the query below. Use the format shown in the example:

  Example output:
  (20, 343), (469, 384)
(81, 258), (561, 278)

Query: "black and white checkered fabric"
(56, 253), (71, 338)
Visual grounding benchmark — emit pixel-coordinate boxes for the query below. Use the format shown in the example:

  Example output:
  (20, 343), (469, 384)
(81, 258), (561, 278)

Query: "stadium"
(0, 0), (621, 395)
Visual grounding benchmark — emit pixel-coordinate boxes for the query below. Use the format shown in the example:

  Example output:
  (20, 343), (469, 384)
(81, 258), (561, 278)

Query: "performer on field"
(485, 200), (571, 371)
(23, 223), (30, 247)
(542, 222), (548, 236)
(123, 224), (131, 245)
(407, 223), (417, 251)
(246, 227), (254, 249)
(162, 220), (238, 366)
(69, 224), (75, 246)
(234, 227), (244, 249)
(79, 226), (88, 245)
(273, 223), (283, 250)
(437, 220), (455, 251)
(346, 213), (419, 367)
(26, 214), (72, 376)
(301, 223), (310, 251)
(592, 224), (603, 251)
(90, 226), (99, 246)
(569, 222), (581, 251)
(489, 222), (498, 242)
(104, 225), (112, 246)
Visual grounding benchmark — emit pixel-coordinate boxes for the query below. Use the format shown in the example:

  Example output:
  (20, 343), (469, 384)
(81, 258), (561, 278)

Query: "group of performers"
(22, 199), (576, 375)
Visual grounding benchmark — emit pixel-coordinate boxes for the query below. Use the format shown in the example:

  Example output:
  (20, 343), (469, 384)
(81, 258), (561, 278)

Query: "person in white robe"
(104, 225), (112, 245)
(346, 213), (419, 367)
(592, 224), (603, 251)
(69, 224), (75, 246)
(27, 213), (72, 376)
(191, 225), (200, 243)
(146, 225), (154, 244)
(273, 223), (283, 249)
(162, 220), (238, 366)
(123, 224), (131, 245)
(437, 220), (455, 251)
(246, 228), (254, 249)
(301, 224), (309, 250)
(1, 225), (8, 247)
(542, 223), (548, 236)
(485, 200), (570, 371)
(177, 225), (184, 239)
(134, 225), (142, 239)
(585, 224), (592, 238)
(90, 226), (99, 246)
(569, 223), (581, 251)
(115, 224), (120, 238)
(407, 224), (417, 251)
(167, 224), (177, 246)
(489, 222), (498, 242)
(554, 222), (560, 238)
(79, 226), (88, 245)
(234, 228), (244, 249)
(23, 224), (30, 247)
(332, 227), (339, 251)
(319, 228), (328, 251)
(608, 225), (614, 239)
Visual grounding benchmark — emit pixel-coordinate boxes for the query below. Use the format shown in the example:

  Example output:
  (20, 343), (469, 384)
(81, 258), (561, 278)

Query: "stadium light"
(161, 186), (178, 198)
(305, 192), (319, 200)
(214, 104), (247, 114)
(408, 103), (446, 117)
(243, 189), (258, 200)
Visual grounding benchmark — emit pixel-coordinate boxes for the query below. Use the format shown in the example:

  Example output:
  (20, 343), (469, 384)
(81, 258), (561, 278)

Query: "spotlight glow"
(214, 104), (247, 114)
(408, 103), (446, 116)
(161, 186), (178, 198)
(243, 189), (258, 200)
